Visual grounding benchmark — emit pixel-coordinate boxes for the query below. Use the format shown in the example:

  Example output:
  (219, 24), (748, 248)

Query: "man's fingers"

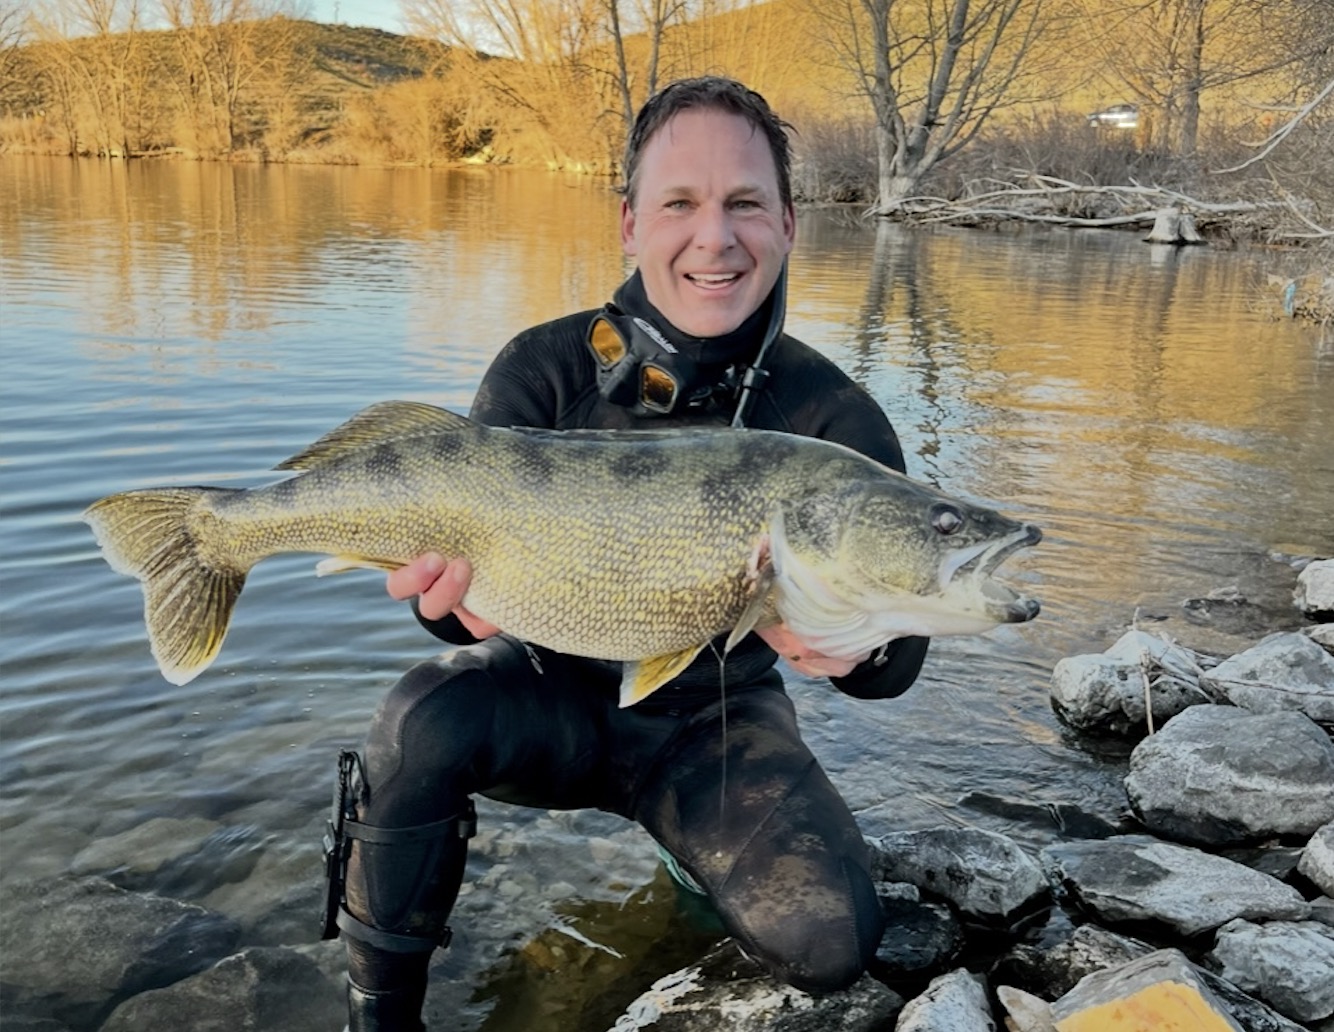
(456, 605), (502, 640)
(386, 552), (447, 601)
(416, 557), (472, 621)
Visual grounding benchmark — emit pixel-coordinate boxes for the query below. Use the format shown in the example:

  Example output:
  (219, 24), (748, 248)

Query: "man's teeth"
(688, 273), (739, 284)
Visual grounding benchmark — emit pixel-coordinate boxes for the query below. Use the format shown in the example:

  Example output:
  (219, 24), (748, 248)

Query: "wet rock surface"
(1124, 705), (1334, 846)
(98, 946), (345, 1032)
(1201, 632), (1334, 722)
(0, 876), (240, 1030)
(1040, 835), (1310, 936)
(604, 941), (903, 1031)
(868, 826), (1048, 922)
(1206, 919), (1334, 1024)
(1049, 630), (1219, 737)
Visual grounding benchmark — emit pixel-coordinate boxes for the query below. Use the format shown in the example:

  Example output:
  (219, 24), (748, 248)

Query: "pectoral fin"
(724, 532), (776, 653)
(315, 555), (401, 576)
(619, 645), (708, 708)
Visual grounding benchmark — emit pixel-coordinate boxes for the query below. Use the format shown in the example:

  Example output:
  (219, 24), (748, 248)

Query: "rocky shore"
(4, 559), (1332, 1032)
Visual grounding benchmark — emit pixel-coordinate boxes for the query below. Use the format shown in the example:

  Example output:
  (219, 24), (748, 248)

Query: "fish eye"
(930, 504), (965, 536)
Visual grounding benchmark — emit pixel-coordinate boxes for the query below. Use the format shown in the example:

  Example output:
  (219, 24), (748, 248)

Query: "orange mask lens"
(588, 318), (628, 367)
(640, 364), (678, 413)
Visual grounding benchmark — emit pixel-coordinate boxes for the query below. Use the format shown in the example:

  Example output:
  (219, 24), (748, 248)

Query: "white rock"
(1300, 823), (1334, 897)
(1296, 558), (1334, 619)
(896, 969), (995, 1032)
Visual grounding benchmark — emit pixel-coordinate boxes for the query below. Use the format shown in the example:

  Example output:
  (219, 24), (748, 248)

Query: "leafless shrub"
(789, 109), (877, 204)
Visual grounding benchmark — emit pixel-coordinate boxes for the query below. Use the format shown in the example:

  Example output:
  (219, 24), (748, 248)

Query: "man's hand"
(755, 623), (869, 679)
(387, 553), (501, 639)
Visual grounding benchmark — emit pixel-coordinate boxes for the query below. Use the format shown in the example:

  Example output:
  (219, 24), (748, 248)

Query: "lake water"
(2, 155), (1331, 1030)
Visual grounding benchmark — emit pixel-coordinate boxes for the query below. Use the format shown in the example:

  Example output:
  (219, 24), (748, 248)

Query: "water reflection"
(1, 155), (1331, 1031)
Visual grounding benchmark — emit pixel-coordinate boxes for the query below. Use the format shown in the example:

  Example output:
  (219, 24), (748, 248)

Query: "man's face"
(621, 108), (795, 339)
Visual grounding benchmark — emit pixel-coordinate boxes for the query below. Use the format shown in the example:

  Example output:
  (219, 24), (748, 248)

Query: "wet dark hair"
(623, 76), (794, 209)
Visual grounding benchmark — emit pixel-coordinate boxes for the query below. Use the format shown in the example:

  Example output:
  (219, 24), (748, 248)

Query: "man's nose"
(692, 203), (736, 251)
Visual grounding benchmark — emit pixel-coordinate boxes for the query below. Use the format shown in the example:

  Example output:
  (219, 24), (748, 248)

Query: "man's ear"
(620, 199), (638, 256)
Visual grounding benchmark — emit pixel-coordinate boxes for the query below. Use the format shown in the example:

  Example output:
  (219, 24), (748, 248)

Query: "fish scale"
(85, 400), (1042, 706)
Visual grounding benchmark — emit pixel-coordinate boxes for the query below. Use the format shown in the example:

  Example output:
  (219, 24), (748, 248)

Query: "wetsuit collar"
(612, 269), (774, 367)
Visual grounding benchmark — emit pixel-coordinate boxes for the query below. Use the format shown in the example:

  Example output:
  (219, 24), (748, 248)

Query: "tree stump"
(1144, 207), (1204, 245)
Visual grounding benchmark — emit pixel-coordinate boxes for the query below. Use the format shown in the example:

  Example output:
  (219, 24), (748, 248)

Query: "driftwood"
(890, 176), (1297, 239)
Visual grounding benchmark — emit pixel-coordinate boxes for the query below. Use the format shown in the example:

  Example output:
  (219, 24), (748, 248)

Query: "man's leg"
(333, 637), (621, 1031)
(631, 681), (885, 994)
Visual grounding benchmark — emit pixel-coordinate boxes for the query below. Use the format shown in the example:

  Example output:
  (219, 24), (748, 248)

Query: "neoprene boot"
(325, 757), (475, 1032)
(344, 977), (428, 1032)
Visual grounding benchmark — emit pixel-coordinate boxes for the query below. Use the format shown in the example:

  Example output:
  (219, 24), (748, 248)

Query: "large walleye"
(85, 401), (1042, 705)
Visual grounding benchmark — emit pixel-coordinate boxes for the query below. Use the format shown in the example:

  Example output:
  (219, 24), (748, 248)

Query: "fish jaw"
(936, 522), (1043, 625)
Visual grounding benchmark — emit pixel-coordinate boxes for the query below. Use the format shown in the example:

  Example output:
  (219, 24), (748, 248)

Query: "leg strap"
(333, 809), (476, 954)
(321, 748), (476, 949)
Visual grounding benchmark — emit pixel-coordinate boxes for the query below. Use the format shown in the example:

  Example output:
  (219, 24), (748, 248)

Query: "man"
(325, 77), (930, 1031)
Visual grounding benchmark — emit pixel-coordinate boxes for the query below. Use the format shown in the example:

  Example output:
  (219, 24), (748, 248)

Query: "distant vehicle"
(1086, 104), (1139, 129)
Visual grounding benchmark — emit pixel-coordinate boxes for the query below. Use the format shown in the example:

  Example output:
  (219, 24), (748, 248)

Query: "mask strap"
(731, 260), (786, 429)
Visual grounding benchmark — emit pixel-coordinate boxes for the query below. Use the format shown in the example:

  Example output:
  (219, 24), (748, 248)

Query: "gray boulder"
(1196, 972), (1314, 1032)
(604, 941), (902, 1032)
(1050, 631), (1217, 737)
(1300, 822), (1334, 896)
(1207, 919), (1334, 1024)
(895, 969), (995, 1032)
(1308, 623), (1334, 654)
(1296, 558), (1334, 621)
(1040, 836), (1310, 936)
(1125, 705), (1334, 846)
(991, 923), (1154, 998)
(868, 826), (1048, 921)
(1202, 632), (1334, 722)
(874, 883), (964, 975)
(0, 876), (239, 1030)
(99, 946), (345, 1032)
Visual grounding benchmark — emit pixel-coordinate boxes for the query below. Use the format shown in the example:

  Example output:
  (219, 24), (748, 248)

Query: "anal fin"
(315, 555), (401, 576)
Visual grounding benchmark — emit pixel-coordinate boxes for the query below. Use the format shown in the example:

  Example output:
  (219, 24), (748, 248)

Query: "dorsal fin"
(275, 402), (474, 470)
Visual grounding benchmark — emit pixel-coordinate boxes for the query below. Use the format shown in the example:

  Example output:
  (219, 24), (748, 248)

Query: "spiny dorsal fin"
(276, 402), (474, 470)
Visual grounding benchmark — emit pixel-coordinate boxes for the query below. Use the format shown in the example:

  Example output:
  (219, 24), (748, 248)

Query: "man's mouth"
(685, 272), (741, 289)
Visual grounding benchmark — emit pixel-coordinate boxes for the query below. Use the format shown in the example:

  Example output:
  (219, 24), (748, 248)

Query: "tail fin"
(84, 488), (246, 686)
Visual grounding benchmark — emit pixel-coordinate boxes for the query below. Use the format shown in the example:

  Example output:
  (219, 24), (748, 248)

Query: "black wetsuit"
(340, 274), (930, 1006)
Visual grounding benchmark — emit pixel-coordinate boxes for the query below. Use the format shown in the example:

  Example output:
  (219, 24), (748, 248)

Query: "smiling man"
(324, 77), (930, 1031)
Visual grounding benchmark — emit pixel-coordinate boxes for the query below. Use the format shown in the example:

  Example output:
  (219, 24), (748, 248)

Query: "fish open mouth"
(939, 523), (1042, 623)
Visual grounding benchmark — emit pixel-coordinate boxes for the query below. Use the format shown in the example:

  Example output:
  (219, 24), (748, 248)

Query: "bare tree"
(0, 2), (30, 103)
(160, 0), (303, 156)
(815, 0), (1051, 214)
(27, 0), (148, 155)
(602, 0), (693, 131)
(404, 0), (712, 172)
(1073, 0), (1310, 158)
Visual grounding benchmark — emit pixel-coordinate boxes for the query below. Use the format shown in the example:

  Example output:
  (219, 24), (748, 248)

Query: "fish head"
(771, 476), (1042, 655)
(836, 478), (1043, 633)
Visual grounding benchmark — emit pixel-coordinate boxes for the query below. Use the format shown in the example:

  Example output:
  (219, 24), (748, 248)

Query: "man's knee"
(725, 854), (884, 995)
(363, 649), (500, 790)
